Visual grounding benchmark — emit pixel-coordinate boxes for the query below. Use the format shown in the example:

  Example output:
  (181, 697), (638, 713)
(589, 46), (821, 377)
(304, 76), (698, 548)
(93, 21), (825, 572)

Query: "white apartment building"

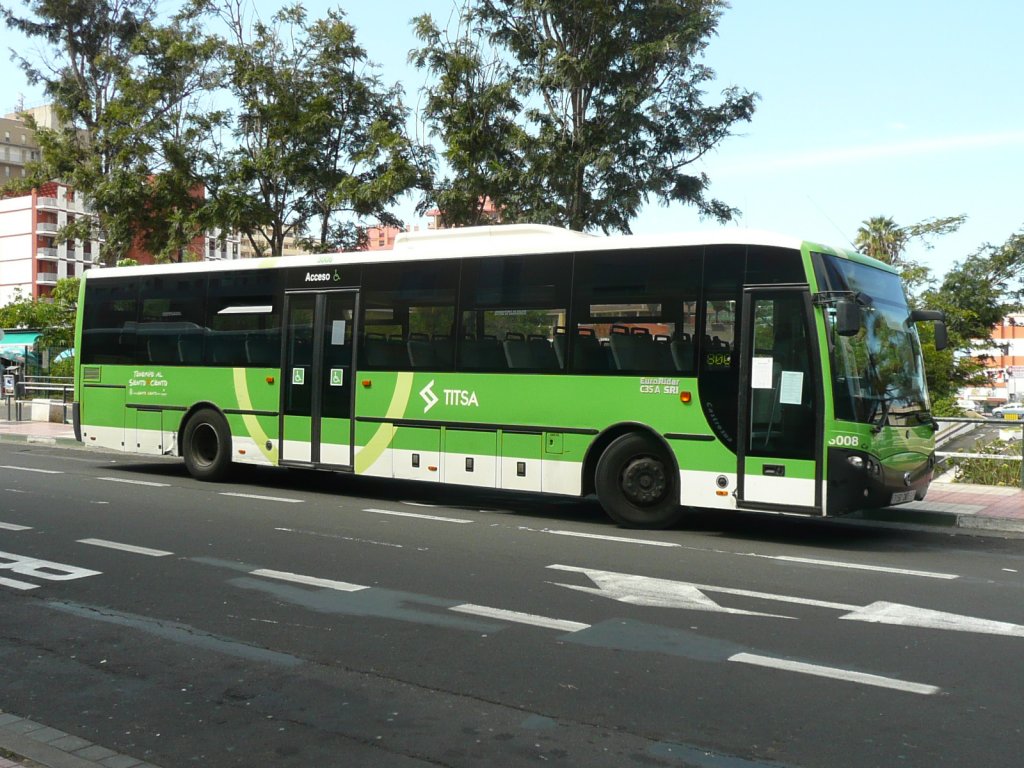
(0, 182), (100, 304)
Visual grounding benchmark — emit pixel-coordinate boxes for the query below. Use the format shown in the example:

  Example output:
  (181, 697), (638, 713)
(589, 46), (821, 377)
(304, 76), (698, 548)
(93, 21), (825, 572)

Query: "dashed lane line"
(251, 568), (368, 592)
(95, 476), (171, 487)
(729, 652), (941, 695)
(363, 507), (474, 524)
(220, 492), (304, 503)
(538, 529), (681, 548)
(77, 538), (174, 557)
(450, 603), (591, 633)
(0, 522), (31, 531)
(0, 465), (62, 474)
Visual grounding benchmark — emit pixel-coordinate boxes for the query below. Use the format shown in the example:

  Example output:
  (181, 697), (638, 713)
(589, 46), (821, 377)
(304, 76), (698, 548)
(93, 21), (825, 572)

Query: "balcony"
(36, 271), (58, 285)
(36, 246), (58, 260)
(36, 221), (60, 234)
(36, 196), (58, 209)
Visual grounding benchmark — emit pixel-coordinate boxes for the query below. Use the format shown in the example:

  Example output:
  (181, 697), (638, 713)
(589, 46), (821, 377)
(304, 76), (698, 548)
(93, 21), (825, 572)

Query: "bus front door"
(281, 290), (358, 469)
(735, 287), (823, 513)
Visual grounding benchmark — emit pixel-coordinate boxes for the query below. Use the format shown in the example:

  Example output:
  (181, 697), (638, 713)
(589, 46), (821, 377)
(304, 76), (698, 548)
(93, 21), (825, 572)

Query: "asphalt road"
(2, 442), (1023, 767)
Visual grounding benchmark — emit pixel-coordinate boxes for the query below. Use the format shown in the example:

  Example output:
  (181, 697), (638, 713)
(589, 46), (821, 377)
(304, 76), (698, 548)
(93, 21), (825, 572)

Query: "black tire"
(595, 433), (683, 529)
(182, 408), (232, 481)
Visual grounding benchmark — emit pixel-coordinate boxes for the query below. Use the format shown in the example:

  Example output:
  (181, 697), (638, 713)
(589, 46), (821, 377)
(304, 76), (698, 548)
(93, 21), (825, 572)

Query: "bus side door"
(736, 287), (823, 513)
(280, 290), (358, 469)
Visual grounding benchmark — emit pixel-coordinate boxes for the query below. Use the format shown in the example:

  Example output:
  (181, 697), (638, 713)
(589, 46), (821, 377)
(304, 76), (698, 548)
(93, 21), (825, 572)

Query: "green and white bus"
(73, 224), (945, 528)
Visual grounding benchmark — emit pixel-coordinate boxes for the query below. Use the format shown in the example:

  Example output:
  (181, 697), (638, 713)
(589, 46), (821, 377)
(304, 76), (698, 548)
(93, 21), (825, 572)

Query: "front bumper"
(827, 447), (935, 515)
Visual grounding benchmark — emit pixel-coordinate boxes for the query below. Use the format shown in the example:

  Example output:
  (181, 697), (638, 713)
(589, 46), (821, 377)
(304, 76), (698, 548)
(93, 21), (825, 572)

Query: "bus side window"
(457, 254), (571, 373)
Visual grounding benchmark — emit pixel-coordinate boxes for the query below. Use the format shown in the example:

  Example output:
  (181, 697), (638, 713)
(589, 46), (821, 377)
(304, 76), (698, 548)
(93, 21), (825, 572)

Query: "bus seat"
(461, 338), (507, 371)
(145, 331), (181, 364)
(671, 339), (695, 372)
(363, 336), (408, 369)
(177, 332), (204, 364)
(246, 330), (280, 367)
(504, 337), (560, 370)
(407, 339), (437, 369)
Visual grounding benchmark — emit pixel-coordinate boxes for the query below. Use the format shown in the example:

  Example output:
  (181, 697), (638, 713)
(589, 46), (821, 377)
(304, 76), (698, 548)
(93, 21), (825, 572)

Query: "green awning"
(0, 330), (42, 358)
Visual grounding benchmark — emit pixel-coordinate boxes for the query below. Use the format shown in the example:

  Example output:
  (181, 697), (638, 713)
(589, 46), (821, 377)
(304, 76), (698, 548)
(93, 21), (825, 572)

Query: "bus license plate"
(889, 490), (916, 505)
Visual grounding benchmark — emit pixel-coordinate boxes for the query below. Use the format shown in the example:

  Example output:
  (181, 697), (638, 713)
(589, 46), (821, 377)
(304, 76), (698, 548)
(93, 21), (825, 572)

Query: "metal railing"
(3, 375), (74, 423)
(934, 416), (1024, 488)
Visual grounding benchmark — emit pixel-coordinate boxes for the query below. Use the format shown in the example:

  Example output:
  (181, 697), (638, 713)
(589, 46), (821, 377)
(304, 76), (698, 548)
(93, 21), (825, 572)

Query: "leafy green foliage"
(0, 277), (79, 350)
(206, 3), (431, 255)
(413, 0), (757, 232)
(2, 0), (223, 264)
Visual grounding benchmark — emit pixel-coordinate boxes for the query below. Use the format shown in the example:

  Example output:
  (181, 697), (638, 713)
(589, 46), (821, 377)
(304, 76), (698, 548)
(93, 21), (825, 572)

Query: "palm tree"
(854, 216), (908, 265)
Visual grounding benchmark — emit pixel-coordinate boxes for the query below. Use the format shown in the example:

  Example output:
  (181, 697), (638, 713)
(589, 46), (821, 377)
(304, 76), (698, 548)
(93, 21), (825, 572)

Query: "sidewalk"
(1, 419), (1022, 537)
(0, 711), (160, 768)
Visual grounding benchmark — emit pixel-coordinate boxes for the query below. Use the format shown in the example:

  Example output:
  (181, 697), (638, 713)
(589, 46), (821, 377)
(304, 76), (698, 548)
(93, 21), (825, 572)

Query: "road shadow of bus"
(111, 458), (940, 554)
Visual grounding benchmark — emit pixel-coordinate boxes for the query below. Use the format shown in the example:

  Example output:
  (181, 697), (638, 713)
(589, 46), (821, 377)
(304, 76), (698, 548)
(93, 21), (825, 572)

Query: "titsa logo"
(420, 380), (439, 413)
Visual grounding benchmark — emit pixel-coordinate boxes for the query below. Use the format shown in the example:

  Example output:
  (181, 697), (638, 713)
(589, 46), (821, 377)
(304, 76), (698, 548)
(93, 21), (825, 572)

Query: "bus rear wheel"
(182, 408), (232, 482)
(595, 433), (682, 529)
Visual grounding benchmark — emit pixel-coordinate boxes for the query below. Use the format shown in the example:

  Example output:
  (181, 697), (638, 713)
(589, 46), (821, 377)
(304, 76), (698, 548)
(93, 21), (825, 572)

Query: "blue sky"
(3, 1), (1022, 280)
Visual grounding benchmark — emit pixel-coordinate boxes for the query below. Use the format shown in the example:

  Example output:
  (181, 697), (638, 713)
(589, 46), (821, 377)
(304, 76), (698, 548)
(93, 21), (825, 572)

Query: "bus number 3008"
(829, 435), (860, 448)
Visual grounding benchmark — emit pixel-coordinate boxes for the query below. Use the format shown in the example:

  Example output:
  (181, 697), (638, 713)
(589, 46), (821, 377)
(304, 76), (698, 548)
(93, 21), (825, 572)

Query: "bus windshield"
(815, 254), (931, 428)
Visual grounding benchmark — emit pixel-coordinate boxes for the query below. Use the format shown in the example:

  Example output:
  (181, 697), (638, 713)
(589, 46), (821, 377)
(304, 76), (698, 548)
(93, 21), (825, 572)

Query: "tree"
(206, 2), (430, 255)
(412, 0), (757, 232)
(854, 214), (966, 296)
(919, 230), (1024, 400)
(0, 277), (79, 350)
(1, 0), (223, 264)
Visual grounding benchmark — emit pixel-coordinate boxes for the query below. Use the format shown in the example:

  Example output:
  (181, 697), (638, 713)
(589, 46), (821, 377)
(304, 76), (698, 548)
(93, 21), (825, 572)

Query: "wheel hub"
(621, 457), (667, 506)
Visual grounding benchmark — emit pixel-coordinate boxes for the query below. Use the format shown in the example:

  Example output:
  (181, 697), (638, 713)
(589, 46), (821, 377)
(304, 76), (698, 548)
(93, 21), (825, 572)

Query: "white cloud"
(713, 130), (1024, 175)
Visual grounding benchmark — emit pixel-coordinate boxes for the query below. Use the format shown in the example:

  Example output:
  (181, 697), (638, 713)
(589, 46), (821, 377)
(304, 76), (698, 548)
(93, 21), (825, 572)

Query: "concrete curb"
(0, 713), (160, 768)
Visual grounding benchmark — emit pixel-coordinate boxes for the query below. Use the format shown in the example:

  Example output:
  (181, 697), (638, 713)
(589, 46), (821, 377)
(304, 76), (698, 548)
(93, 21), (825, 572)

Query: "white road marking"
(842, 601), (1024, 637)
(729, 653), (941, 695)
(400, 501), (439, 508)
(251, 568), (368, 592)
(0, 576), (37, 590)
(550, 565), (1024, 638)
(450, 604), (591, 633)
(220, 492), (304, 504)
(541, 530), (680, 548)
(0, 551), (101, 586)
(95, 477), (171, 487)
(77, 539), (174, 557)
(0, 522), (31, 531)
(0, 465), (62, 474)
(363, 508), (474, 524)
(751, 554), (957, 580)
(547, 565), (799, 617)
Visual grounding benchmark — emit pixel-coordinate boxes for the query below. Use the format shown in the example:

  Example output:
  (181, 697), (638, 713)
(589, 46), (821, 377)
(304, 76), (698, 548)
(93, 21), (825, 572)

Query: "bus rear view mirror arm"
(910, 309), (949, 351)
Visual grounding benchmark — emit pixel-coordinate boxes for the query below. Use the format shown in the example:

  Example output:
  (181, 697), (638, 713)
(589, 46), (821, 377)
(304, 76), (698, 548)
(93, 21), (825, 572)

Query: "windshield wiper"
(869, 395), (892, 434)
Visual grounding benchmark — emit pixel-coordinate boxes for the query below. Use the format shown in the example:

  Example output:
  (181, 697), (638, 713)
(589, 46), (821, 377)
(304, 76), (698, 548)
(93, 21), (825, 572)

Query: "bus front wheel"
(182, 408), (232, 482)
(595, 433), (682, 529)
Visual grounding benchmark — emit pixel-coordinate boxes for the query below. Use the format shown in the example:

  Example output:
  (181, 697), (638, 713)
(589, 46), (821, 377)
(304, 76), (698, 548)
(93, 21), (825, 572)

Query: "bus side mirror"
(835, 299), (860, 337)
(910, 309), (948, 351)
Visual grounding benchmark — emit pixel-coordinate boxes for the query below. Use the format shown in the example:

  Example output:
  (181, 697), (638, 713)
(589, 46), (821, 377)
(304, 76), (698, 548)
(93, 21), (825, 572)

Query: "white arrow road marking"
(841, 601), (1024, 637)
(0, 522), (31, 531)
(547, 565), (794, 619)
(549, 565), (1024, 638)
(729, 653), (940, 696)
